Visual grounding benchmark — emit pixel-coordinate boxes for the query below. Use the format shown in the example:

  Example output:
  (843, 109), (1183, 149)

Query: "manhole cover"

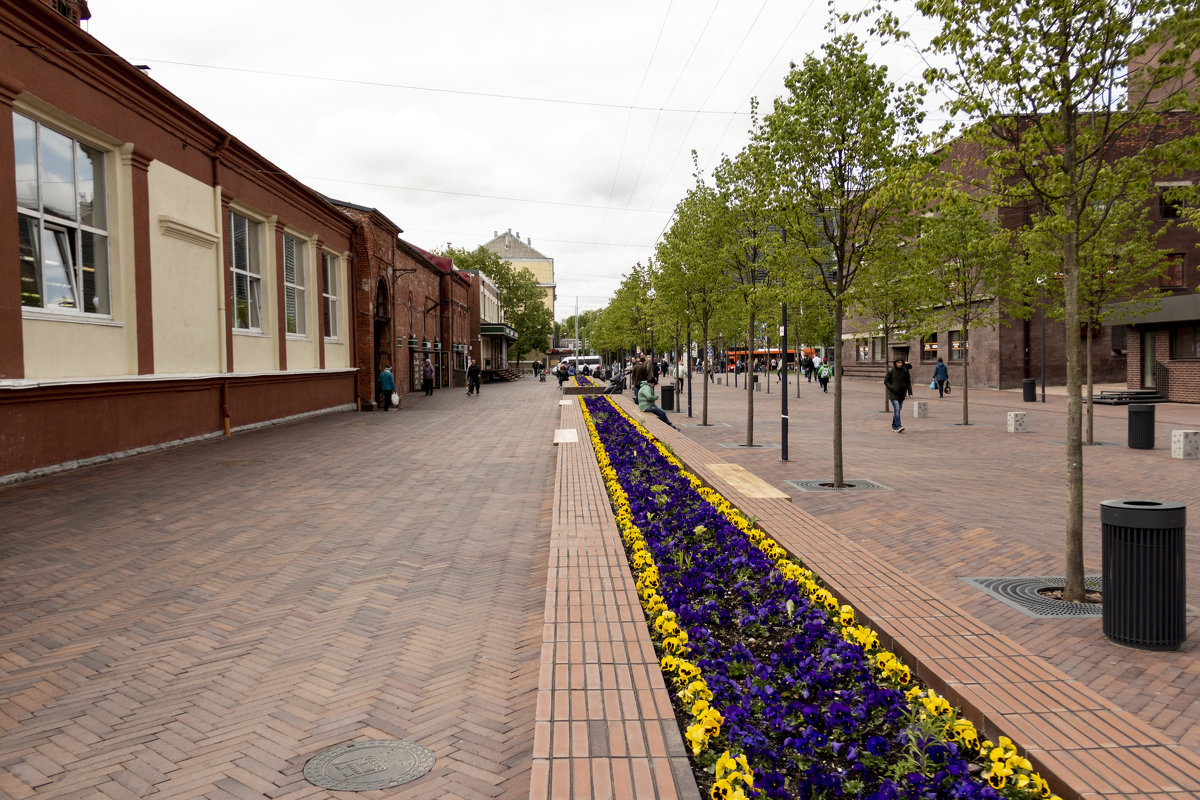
(304, 740), (435, 791)
(785, 479), (891, 492)
(963, 575), (1103, 618)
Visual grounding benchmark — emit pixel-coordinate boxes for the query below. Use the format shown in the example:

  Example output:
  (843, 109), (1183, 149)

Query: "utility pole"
(780, 306), (789, 461)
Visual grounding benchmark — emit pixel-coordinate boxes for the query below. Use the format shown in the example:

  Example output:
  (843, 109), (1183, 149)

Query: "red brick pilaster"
(125, 145), (155, 374)
(0, 77), (27, 379)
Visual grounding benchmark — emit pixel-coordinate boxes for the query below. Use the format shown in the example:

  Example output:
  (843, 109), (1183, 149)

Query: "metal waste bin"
(1128, 404), (1155, 449)
(1101, 499), (1186, 650)
(1022, 378), (1036, 402)
(660, 384), (675, 412)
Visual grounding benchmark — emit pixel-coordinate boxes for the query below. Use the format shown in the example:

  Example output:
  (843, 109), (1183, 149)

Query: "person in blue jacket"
(378, 366), (397, 411)
(932, 357), (949, 398)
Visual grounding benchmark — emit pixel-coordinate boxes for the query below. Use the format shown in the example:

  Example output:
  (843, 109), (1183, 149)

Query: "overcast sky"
(84, 1), (937, 321)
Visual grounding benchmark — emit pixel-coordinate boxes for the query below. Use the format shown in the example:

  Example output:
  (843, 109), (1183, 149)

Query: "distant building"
(462, 269), (518, 380)
(481, 229), (555, 364)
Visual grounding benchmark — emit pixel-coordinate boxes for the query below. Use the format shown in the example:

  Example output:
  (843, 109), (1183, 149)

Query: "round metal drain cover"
(304, 740), (434, 791)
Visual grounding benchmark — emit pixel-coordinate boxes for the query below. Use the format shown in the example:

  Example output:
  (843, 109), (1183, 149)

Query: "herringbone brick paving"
(1, 383), (557, 799)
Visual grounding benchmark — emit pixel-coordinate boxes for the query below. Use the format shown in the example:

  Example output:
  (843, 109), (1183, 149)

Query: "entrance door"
(1141, 330), (1156, 388)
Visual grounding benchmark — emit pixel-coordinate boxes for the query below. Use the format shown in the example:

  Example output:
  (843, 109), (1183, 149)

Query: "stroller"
(604, 373), (626, 395)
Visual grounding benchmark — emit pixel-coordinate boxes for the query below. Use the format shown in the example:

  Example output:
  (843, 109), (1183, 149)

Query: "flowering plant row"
(579, 395), (1060, 800)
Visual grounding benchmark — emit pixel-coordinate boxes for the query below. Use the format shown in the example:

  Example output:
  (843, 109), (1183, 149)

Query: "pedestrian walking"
(467, 359), (481, 396)
(422, 358), (435, 396)
(637, 374), (678, 430)
(817, 360), (832, 393)
(676, 359), (686, 396)
(556, 362), (568, 389)
(932, 357), (949, 398)
(802, 354), (814, 382)
(884, 357), (913, 432)
(378, 365), (397, 411)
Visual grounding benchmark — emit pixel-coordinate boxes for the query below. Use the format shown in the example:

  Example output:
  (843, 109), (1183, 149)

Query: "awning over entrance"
(481, 323), (519, 341)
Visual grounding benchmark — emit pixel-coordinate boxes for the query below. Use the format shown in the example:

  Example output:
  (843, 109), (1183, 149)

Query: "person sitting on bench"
(637, 374), (678, 430)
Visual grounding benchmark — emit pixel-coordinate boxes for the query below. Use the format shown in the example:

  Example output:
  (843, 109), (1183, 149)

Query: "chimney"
(527, 237), (531, 245)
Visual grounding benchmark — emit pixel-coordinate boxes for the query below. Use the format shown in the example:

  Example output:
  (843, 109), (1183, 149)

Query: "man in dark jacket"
(466, 359), (481, 396)
(884, 358), (913, 433)
(630, 356), (649, 388)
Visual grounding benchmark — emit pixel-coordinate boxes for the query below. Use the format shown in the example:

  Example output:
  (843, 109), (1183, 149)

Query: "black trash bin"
(1101, 499), (1187, 650)
(1128, 404), (1155, 449)
(1022, 378), (1036, 402)
(660, 384), (675, 412)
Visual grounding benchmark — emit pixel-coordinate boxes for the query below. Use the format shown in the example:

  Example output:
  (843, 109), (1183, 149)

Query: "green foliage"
(442, 245), (553, 361)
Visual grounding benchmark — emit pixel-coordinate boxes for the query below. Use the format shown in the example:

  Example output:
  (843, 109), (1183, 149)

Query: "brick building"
(842, 116), (1200, 402)
(2, 1), (358, 480)
(331, 201), (472, 406)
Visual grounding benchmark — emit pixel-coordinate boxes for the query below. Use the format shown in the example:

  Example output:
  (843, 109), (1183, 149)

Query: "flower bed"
(579, 395), (1060, 800)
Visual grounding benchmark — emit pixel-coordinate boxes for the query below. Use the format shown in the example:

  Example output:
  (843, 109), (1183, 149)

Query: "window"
(949, 330), (968, 361)
(921, 333), (939, 361)
(322, 252), (339, 338)
(1158, 187), (1185, 220)
(1159, 253), (1185, 288)
(229, 211), (261, 330)
(15, 113), (110, 314)
(283, 234), (305, 335)
(856, 339), (869, 361)
(1172, 325), (1200, 359)
(872, 336), (886, 361)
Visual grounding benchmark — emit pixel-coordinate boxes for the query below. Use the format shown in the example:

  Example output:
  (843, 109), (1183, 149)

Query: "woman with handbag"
(378, 366), (397, 411)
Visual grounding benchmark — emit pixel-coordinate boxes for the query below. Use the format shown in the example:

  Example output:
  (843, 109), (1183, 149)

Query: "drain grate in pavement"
(718, 442), (781, 449)
(304, 740), (435, 791)
(785, 479), (891, 492)
(963, 575), (1103, 618)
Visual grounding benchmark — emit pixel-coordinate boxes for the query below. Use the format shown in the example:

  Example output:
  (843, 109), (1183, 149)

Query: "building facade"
(2, 1), (358, 480)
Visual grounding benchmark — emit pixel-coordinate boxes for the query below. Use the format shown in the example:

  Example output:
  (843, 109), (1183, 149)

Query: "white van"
(556, 355), (602, 374)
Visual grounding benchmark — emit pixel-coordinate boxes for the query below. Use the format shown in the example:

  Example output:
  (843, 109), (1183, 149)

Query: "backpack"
(819, 363), (831, 379)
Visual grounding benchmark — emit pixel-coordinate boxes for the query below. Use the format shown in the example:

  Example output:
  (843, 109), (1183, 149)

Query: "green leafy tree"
(758, 30), (931, 486)
(895, 0), (1200, 600)
(655, 169), (739, 425)
(913, 192), (1013, 425)
(712, 139), (784, 447)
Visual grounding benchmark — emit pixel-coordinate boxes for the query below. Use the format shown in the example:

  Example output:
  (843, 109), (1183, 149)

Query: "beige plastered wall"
(150, 161), (222, 374)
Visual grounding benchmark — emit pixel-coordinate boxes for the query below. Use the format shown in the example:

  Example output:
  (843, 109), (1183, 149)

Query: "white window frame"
(283, 233), (306, 336)
(322, 251), (339, 340)
(15, 111), (111, 316)
(229, 211), (262, 331)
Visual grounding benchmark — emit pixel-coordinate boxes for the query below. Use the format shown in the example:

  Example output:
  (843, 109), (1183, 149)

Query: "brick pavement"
(0, 382), (558, 799)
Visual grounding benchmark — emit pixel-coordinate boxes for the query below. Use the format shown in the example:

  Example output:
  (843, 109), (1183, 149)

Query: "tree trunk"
(1063, 226), (1087, 602)
(746, 314), (755, 447)
(882, 323), (891, 412)
(962, 326), (970, 426)
(833, 300), (845, 487)
(1085, 323), (1094, 446)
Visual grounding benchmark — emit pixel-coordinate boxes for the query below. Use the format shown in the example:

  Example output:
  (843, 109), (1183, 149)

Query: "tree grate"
(962, 575), (1103, 618)
(785, 479), (891, 492)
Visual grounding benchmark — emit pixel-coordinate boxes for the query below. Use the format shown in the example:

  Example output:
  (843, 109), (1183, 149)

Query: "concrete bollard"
(1171, 430), (1199, 460)
(913, 401), (928, 419)
(1007, 411), (1028, 433)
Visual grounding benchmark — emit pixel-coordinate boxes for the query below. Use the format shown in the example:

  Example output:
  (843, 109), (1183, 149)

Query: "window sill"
(232, 328), (269, 338)
(22, 309), (121, 327)
(286, 334), (311, 342)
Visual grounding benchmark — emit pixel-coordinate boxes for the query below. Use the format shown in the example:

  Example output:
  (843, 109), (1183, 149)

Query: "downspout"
(212, 134), (232, 435)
